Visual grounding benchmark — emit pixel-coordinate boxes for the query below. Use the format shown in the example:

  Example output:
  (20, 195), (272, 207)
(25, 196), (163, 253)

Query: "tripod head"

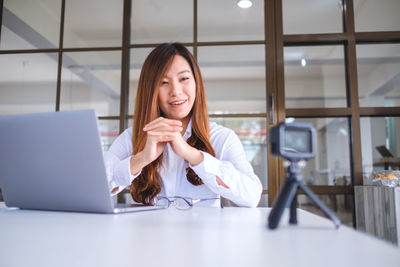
(270, 122), (316, 162)
(284, 160), (307, 180)
(270, 122), (316, 181)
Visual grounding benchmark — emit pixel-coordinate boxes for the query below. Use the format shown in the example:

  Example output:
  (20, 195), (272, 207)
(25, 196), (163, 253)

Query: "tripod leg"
(268, 178), (299, 229)
(289, 193), (297, 224)
(298, 183), (341, 228)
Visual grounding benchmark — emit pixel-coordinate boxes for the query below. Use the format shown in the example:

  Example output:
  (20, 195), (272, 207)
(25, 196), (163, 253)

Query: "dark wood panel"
(119, 0), (131, 133)
(0, 0), (4, 42)
(359, 107), (400, 116)
(283, 33), (349, 45)
(265, 0), (280, 207)
(298, 186), (354, 195)
(98, 116), (121, 120)
(286, 108), (352, 117)
(193, 0), (197, 59)
(0, 48), (59, 54)
(209, 113), (267, 118)
(345, 0), (363, 186)
(262, 189), (268, 195)
(197, 40), (265, 46)
(355, 31), (400, 43)
(130, 42), (193, 49)
(55, 0), (65, 112)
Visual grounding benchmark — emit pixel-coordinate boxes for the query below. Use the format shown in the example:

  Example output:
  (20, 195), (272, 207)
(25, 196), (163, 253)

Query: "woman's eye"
(161, 81), (168, 85)
(181, 77), (189, 81)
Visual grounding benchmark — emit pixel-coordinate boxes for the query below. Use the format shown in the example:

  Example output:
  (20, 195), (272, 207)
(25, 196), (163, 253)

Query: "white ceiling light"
(301, 58), (307, 67)
(237, 0), (253, 9)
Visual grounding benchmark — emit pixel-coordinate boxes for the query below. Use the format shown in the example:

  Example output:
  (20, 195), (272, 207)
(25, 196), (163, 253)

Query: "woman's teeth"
(171, 100), (186, 105)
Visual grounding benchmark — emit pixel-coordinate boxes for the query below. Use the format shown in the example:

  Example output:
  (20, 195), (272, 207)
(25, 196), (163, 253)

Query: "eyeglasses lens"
(173, 198), (191, 210)
(156, 198), (170, 208)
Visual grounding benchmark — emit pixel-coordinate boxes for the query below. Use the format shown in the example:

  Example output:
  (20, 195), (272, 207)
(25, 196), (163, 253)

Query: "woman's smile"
(170, 99), (188, 107)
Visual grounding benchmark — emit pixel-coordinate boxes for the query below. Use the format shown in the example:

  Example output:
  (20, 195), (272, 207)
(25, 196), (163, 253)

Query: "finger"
(147, 130), (178, 137)
(149, 135), (175, 143)
(144, 119), (181, 132)
(160, 135), (175, 142)
(147, 131), (178, 142)
(143, 117), (164, 129)
(144, 124), (182, 133)
(144, 117), (182, 131)
(144, 124), (182, 134)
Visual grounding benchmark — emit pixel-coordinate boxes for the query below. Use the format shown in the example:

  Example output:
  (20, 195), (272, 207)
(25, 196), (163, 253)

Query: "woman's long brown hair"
(130, 43), (216, 205)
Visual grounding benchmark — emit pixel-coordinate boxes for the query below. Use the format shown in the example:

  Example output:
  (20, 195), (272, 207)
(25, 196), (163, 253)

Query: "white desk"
(0, 203), (399, 267)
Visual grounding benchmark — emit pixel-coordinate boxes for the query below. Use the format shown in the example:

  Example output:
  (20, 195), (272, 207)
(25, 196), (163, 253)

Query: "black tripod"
(268, 160), (341, 229)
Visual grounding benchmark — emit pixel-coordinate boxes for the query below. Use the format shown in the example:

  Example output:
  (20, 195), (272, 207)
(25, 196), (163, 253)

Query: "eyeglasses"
(155, 196), (220, 210)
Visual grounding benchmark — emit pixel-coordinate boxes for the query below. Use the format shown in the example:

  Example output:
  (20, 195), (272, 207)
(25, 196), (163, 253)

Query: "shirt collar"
(183, 117), (192, 141)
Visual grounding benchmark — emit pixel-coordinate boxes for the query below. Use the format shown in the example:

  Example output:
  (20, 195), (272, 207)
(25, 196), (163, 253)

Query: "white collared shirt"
(104, 120), (262, 207)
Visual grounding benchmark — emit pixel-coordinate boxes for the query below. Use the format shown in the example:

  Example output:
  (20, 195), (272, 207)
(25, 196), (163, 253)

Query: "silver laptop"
(0, 110), (162, 213)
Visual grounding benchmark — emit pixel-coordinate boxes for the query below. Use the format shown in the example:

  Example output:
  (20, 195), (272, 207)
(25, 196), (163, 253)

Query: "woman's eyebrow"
(163, 70), (191, 79)
(177, 70), (191, 75)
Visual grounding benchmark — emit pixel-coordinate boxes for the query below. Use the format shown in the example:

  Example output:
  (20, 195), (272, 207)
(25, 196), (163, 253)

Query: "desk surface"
(0, 203), (399, 267)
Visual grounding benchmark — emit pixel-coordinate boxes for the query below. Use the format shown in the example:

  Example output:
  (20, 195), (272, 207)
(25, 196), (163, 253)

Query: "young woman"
(104, 43), (262, 207)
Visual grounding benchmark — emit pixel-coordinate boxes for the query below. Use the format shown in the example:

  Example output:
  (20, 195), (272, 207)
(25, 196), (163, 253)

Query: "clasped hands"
(130, 117), (203, 177)
(143, 117), (203, 166)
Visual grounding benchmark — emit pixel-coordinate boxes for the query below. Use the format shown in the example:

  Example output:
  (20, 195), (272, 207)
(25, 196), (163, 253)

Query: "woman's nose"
(169, 80), (182, 96)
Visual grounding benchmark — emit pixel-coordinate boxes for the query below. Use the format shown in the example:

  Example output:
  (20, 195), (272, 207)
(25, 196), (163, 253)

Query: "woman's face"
(158, 55), (196, 122)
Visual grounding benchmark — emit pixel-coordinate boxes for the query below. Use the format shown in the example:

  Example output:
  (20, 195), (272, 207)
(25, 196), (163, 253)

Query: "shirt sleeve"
(189, 131), (263, 207)
(103, 129), (141, 196)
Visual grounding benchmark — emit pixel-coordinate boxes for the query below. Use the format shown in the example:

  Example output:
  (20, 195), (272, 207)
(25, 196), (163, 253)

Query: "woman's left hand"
(169, 133), (203, 166)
